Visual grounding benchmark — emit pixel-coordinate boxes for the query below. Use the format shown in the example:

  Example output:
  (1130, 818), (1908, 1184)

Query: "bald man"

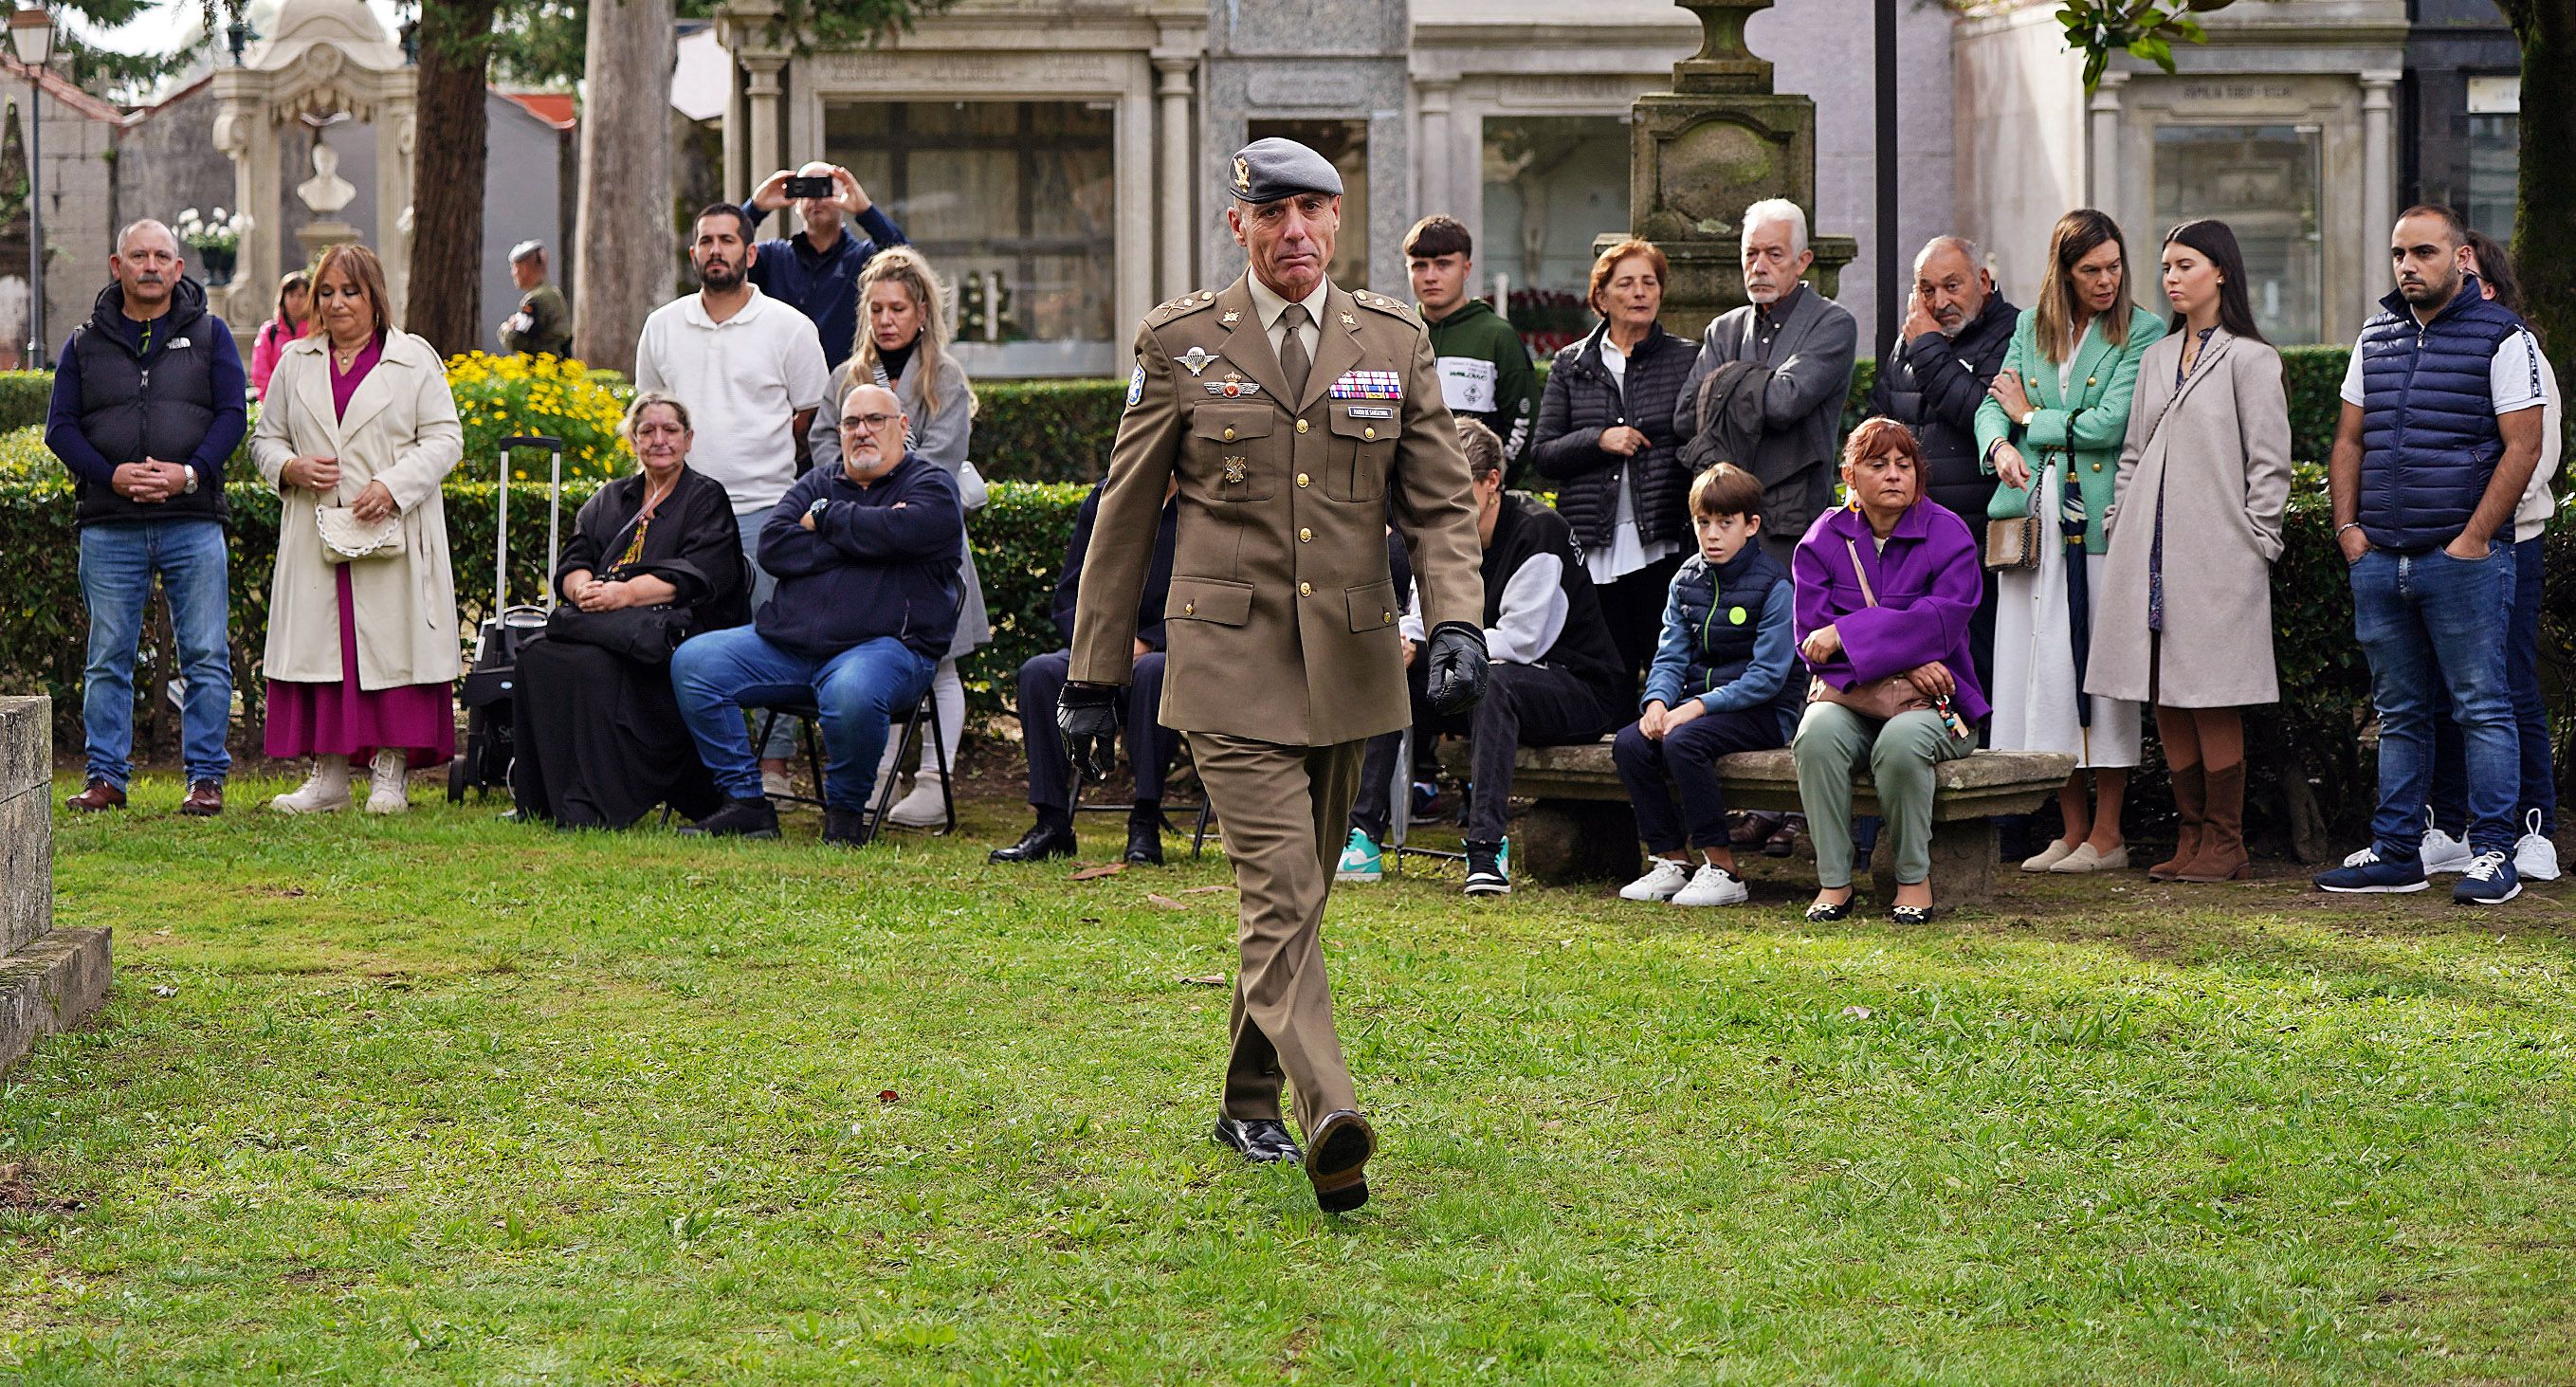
(740, 162), (910, 370)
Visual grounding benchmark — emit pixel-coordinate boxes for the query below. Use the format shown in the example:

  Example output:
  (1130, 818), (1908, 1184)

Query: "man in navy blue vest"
(46, 220), (247, 815)
(2315, 205), (2549, 905)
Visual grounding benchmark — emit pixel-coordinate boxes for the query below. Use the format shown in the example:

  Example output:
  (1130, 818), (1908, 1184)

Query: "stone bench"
(0, 697), (111, 1074)
(1438, 738), (2074, 905)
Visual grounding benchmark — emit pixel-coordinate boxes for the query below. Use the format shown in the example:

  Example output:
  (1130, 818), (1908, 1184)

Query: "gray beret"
(1225, 137), (1343, 205)
(507, 239), (546, 263)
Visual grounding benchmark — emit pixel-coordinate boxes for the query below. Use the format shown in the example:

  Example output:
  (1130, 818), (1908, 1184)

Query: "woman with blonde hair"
(252, 243), (463, 814)
(807, 245), (985, 826)
(1974, 209), (2166, 875)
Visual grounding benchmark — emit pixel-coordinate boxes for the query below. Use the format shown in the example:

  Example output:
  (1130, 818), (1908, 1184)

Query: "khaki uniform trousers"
(1190, 730), (1367, 1137)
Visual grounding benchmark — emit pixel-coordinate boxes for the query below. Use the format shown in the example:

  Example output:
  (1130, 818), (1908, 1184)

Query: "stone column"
(377, 98), (417, 323)
(2087, 71), (2127, 213)
(0, 698), (109, 1076)
(1154, 55), (1197, 300)
(2360, 69), (2399, 321)
(209, 76), (276, 336)
(1417, 79), (1456, 219)
(744, 57), (787, 202)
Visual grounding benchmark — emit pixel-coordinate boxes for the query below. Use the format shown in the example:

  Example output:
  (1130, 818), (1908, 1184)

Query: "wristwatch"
(182, 465), (198, 496)
(806, 497), (830, 520)
(2017, 409), (2036, 429)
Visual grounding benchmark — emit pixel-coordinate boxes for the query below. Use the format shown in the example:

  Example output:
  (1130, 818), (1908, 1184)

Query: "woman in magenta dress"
(251, 243), (465, 813)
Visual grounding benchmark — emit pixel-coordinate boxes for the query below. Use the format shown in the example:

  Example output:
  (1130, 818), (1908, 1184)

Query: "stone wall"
(0, 696), (110, 1076)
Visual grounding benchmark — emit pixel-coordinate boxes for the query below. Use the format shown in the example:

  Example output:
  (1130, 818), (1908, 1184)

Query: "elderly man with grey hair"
(1672, 197), (1858, 569)
(1867, 234), (2019, 701)
(46, 218), (248, 814)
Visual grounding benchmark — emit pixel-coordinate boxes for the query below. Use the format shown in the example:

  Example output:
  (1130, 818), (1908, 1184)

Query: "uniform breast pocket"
(1189, 405), (1276, 502)
(1326, 404), (1397, 502)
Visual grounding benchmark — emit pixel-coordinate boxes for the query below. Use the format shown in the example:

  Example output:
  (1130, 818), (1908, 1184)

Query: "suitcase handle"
(500, 435), (564, 452)
(497, 438), (568, 612)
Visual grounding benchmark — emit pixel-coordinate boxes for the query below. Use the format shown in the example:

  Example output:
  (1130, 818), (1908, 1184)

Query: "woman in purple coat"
(1792, 418), (1990, 923)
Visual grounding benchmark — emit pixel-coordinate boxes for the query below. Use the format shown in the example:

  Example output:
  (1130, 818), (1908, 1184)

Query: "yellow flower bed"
(444, 351), (635, 484)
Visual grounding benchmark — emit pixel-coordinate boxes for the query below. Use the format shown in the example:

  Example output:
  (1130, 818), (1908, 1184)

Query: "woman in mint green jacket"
(1974, 209), (2166, 876)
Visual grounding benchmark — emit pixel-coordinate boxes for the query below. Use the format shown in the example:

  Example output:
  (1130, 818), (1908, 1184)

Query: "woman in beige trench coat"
(2088, 219), (2293, 884)
(252, 244), (465, 815)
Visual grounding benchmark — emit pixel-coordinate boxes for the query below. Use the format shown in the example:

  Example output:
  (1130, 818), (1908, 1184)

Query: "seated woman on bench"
(1791, 418), (1987, 924)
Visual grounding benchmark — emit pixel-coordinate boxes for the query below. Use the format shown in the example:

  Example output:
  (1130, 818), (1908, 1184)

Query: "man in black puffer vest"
(1392, 420), (1629, 897)
(46, 220), (247, 815)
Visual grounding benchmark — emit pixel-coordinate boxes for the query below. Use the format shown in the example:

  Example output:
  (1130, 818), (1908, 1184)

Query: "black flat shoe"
(1805, 889), (1855, 922)
(822, 808), (874, 848)
(1124, 819), (1164, 867)
(989, 819), (1076, 864)
(681, 795), (780, 839)
(1305, 1109), (1376, 1214)
(1212, 1116), (1302, 1165)
(1891, 903), (1935, 925)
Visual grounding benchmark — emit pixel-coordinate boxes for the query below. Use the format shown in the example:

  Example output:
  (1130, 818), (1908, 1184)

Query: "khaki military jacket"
(1071, 271), (1485, 746)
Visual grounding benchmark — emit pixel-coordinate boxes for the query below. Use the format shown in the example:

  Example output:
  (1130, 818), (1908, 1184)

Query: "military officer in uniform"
(1061, 138), (1490, 1214)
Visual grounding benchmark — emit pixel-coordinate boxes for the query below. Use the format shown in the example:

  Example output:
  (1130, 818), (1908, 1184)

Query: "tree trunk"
(2504, 0), (2573, 377)
(405, 0), (500, 357)
(572, 0), (677, 374)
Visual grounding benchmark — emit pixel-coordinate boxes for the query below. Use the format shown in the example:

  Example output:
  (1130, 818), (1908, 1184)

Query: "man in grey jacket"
(1673, 198), (1858, 568)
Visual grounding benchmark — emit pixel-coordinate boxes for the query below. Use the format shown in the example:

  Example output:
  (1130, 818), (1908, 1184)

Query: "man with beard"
(1867, 236), (2018, 700)
(48, 219), (247, 814)
(637, 203), (833, 791)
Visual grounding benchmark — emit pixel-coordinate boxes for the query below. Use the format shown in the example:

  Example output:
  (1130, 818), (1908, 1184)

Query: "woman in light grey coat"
(2088, 219), (2292, 885)
(807, 246), (985, 826)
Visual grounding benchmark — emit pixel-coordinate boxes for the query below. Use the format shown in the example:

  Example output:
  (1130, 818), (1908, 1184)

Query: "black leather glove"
(1056, 681), (1122, 782)
(1422, 621), (1489, 717)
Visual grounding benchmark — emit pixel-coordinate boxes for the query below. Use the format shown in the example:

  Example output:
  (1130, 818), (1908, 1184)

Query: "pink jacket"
(249, 317), (301, 399)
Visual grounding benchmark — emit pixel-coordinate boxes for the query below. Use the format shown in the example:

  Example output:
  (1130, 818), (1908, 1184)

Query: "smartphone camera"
(783, 175), (835, 200)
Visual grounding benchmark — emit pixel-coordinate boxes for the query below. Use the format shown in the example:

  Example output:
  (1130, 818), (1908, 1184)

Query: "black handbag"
(543, 604), (690, 665)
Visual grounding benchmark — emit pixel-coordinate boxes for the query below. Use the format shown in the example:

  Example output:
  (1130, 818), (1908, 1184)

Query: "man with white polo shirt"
(636, 201), (833, 789)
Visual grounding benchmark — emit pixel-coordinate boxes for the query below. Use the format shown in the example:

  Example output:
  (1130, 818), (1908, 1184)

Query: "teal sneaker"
(1465, 837), (1510, 897)
(1335, 828), (1383, 883)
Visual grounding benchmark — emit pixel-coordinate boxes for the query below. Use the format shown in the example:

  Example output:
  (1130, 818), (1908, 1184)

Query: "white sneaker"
(2514, 810), (2562, 883)
(268, 756), (351, 814)
(762, 768), (795, 800)
(2421, 824), (2474, 875)
(364, 749), (409, 814)
(1619, 858), (1691, 902)
(1672, 864), (1750, 907)
(883, 771), (949, 828)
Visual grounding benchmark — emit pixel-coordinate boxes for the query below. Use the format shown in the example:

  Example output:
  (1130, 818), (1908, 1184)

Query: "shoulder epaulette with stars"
(1349, 290), (1419, 324)
(1146, 290), (1221, 329)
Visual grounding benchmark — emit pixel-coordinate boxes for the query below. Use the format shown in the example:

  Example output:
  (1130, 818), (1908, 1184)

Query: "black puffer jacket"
(1529, 320), (1697, 554)
(1866, 292), (2017, 521)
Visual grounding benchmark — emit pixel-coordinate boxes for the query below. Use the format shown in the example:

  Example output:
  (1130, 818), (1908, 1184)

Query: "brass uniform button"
(1381, 611), (1394, 624)
(1295, 419), (1310, 434)
(2091, 462), (2102, 472)
(1299, 581), (1313, 596)
(2087, 376), (2097, 387)
(1183, 601), (1196, 615)
(1362, 427), (1377, 440)
(1296, 472), (1310, 487)
(1298, 527), (1311, 542)
(1222, 426), (1235, 442)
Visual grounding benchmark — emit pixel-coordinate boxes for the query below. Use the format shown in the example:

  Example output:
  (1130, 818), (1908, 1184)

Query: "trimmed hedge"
(0, 371), (53, 432)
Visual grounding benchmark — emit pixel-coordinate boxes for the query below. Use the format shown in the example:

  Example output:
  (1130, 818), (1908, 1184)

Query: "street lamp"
(8, 4), (52, 368)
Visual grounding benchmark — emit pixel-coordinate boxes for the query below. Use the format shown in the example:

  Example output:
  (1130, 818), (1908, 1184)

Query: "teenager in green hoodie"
(1405, 216), (1540, 479)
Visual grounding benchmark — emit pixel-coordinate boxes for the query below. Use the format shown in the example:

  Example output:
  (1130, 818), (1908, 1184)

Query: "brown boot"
(2178, 761), (2250, 882)
(2149, 762), (2204, 882)
(64, 779), (125, 812)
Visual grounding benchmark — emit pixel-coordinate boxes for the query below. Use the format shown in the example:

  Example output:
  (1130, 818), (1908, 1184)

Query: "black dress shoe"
(681, 795), (780, 839)
(1124, 819), (1164, 866)
(1212, 1116), (1302, 1164)
(990, 818), (1075, 864)
(1305, 1109), (1376, 1214)
(822, 808), (873, 848)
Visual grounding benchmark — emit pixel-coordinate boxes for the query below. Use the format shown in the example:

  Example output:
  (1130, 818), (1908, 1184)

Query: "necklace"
(330, 338), (365, 371)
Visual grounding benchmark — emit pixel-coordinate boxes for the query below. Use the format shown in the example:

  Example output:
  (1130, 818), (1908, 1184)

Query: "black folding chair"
(751, 684), (956, 841)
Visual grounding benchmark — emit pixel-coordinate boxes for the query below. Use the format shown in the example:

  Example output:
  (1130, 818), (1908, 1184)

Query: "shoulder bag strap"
(1843, 538), (1878, 608)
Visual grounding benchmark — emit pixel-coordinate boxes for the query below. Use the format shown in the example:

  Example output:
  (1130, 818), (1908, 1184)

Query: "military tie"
(1277, 302), (1312, 401)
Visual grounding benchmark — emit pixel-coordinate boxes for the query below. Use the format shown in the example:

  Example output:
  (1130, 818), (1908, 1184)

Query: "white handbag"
(315, 503), (402, 563)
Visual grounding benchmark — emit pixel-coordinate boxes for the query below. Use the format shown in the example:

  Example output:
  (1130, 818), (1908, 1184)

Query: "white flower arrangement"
(174, 207), (253, 255)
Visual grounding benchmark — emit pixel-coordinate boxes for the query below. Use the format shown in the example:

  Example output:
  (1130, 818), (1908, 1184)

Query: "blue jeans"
(670, 627), (934, 812)
(2351, 543), (2518, 857)
(734, 510), (800, 761)
(79, 518), (232, 788)
(2428, 535), (2554, 836)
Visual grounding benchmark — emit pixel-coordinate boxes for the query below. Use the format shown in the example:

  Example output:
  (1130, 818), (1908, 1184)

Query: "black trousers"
(1414, 660), (1622, 845)
(1017, 648), (1175, 813)
(1349, 729), (1407, 843)
(1595, 551), (1687, 690)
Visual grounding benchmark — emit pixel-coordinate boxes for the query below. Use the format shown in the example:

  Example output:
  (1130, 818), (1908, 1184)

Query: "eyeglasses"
(839, 412), (899, 431)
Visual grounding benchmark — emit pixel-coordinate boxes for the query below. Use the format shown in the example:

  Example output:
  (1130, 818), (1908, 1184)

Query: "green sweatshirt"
(1423, 296), (1539, 475)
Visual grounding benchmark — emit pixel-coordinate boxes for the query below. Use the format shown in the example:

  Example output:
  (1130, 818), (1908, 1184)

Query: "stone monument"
(1609, 0), (1857, 340)
(0, 698), (110, 1075)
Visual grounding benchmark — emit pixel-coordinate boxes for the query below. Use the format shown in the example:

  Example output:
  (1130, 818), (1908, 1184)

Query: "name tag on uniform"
(1344, 406), (1395, 419)
(1435, 356), (1496, 413)
(1327, 370), (1402, 401)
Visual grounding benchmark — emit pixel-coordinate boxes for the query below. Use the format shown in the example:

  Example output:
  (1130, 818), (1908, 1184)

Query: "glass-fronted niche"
(2152, 122), (2323, 344)
(2465, 75), (2519, 240)
(1482, 116), (1628, 356)
(826, 100), (1116, 377)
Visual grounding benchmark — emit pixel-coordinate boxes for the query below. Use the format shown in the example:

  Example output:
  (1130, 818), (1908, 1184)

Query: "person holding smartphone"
(740, 161), (909, 371)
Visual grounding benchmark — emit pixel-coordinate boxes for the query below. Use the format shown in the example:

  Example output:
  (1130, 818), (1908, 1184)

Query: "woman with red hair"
(1790, 418), (1988, 923)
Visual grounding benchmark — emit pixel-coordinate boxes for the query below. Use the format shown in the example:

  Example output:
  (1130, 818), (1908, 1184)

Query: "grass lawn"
(4, 770), (2575, 1383)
